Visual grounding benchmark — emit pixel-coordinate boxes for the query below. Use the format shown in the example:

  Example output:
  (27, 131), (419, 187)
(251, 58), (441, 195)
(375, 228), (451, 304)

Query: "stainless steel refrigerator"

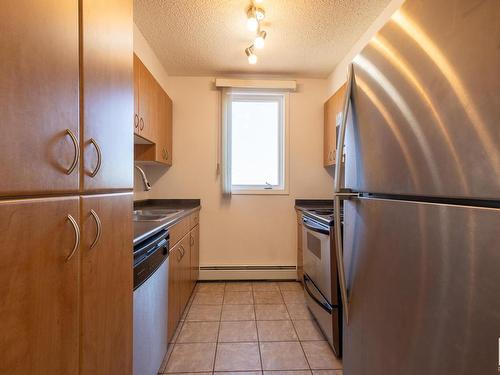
(333, 0), (500, 374)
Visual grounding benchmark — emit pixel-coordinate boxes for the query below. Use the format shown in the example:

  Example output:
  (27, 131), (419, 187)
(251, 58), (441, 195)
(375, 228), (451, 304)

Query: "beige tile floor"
(159, 281), (342, 375)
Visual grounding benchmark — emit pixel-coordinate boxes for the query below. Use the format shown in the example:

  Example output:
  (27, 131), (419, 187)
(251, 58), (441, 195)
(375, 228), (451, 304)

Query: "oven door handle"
(303, 274), (335, 313)
(302, 218), (330, 235)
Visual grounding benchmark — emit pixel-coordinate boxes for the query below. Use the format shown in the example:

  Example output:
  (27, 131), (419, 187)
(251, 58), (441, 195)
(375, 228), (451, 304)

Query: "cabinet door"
(0, 196), (80, 375)
(180, 234), (192, 310)
(190, 225), (200, 286)
(168, 244), (181, 343)
(0, 1), (79, 197)
(163, 92), (173, 165)
(324, 96), (336, 166)
(133, 54), (141, 135)
(138, 60), (153, 141)
(81, 0), (133, 191)
(323, 83), (347, 167)
(80, 193), (133, 375)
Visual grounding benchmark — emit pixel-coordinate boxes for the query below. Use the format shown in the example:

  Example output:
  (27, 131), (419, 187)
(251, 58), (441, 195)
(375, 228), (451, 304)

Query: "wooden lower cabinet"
(190, 225), (200, 286)
(167, 212), (200, 343)
(168, 240), (181, 343)
(0, 196), (80, 375)
(80, 193), (133, 375)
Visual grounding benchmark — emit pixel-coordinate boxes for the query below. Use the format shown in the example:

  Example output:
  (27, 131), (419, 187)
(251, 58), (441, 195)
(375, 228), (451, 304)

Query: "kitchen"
(1, 0), (499, 375)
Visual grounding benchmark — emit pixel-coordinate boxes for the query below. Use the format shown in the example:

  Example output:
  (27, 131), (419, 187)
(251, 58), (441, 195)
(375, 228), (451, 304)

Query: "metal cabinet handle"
(139, 117), (144, 130)
(66, 214), (80, 261)
(333, 63), (354, 325)
(176, 248), (182, 262)
(180, 245), (186, 258)
(162, 147), (169, 160)
(89, 209), (102, 249)
(65, 129), (80, 175)
(89, 138), (102, 177)
(134, 114), (139, 129)
(190, 235), (194, 246)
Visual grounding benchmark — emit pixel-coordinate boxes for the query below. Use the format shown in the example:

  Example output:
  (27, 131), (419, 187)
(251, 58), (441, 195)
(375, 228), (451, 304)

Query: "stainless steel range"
(302, 207), (342, 357)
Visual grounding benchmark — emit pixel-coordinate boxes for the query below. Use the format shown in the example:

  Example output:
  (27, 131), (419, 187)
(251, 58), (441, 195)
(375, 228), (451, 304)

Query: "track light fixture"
(244, 1), (269, 64)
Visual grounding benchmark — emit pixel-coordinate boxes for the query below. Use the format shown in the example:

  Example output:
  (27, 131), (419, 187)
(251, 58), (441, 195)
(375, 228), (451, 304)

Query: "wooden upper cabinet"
(135, 57), (155, 141)
(164, 93), (174, 165)
(133, 54), (173, 165)
(156, 88), (173, 165)
(324, 83), (347, 167)
(0, 196), (80, 375)
(0, 0), (79, 197)
(133, 54), (141, 134)
(81, 0), (134, 191)
(80, 193), (133, 375)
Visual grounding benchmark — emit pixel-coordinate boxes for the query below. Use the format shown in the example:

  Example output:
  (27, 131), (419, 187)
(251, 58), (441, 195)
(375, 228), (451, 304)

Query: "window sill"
(231, 188), (289, 196)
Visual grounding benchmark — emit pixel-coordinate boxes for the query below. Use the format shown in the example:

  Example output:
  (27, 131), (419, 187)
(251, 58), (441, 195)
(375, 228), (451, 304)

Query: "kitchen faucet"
(134, 165), (152, 191)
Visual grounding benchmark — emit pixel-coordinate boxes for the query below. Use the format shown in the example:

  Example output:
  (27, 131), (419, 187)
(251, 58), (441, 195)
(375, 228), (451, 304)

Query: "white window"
(226, 91), (288, 194)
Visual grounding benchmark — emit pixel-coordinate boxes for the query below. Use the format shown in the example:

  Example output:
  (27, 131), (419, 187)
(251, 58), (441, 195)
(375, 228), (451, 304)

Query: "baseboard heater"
(199, 265), (298, 281)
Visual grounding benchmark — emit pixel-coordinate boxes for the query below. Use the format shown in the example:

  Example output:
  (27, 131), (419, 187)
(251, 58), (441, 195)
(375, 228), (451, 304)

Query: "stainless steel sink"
(132, 209), (182, 222)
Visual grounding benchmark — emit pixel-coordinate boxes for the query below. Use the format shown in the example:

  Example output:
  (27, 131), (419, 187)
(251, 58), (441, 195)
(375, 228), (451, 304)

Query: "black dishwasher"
(133, 229), (169, 290)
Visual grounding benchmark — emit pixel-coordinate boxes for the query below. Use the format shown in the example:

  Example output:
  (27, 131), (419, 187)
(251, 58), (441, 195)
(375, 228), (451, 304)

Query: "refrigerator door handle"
(333, 63), (355, 325)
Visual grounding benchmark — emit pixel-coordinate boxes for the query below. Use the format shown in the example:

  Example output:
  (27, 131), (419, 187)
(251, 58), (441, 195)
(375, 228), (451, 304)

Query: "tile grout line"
(280, 286), (314, 373)
(212, 282), (226, 374)
(253, 285), (265, 374)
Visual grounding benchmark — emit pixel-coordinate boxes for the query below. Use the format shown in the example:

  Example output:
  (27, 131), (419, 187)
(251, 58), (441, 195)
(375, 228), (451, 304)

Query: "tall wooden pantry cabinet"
(0, 1), (134, 374)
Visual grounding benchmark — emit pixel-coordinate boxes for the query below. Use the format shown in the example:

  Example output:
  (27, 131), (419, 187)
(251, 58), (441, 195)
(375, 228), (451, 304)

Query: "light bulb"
(245, 47), (258, 64)
(248, 53), (258, 64)
(246, 16), (258, 32)
(254, 30), (267, 49)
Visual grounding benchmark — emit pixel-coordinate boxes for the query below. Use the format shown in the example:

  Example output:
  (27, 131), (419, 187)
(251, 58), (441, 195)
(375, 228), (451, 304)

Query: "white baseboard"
(199, 265), (298, 281)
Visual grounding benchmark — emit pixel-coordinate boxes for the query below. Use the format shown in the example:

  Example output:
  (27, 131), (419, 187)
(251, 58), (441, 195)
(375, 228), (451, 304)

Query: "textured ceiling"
(134, 0), (392, 77)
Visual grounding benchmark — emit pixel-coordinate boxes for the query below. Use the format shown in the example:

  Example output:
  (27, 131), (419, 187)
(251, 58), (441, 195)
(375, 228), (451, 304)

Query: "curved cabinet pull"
(162, 147), (169, 161)
(66, 214), (80, 261)
(190, 235), (194, 246)
(180, 245), (185, 258)
(176, 248), (182, 262)
(134, 114), (139, 129)
(89, 209), (102, 249)
(89, 138), (102, 177)
(139, 117), (144, 131)
(65, 129), (80, 175)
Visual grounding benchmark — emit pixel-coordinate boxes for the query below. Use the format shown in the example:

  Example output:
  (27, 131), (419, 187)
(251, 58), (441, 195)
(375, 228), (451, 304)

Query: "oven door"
(302, 217), (332, 303)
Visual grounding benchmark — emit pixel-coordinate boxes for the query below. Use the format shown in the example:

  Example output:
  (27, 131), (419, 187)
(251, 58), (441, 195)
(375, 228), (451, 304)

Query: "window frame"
(228, 90), (289, 195)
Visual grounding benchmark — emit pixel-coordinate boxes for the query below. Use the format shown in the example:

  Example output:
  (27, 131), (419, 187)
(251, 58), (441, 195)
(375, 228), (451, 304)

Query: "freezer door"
(342, 197), (500, 375)
(344, 0), (500, 199)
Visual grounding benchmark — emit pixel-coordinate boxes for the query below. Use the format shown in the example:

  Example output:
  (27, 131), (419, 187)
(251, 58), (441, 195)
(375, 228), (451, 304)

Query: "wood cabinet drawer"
(190, 211), (199, 229)
(169, 216), (189, 246)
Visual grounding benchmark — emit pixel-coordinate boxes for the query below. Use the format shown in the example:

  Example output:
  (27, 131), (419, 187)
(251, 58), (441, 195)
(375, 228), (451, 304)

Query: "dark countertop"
(133, 199), (201, 245)
(294, 199), (334, 212)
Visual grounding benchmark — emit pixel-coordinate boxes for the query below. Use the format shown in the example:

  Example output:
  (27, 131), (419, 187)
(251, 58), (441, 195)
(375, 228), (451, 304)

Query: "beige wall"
(326, 0), (405, 96)
(134, 24), (333, 268)
(138, 75), (332, 267)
